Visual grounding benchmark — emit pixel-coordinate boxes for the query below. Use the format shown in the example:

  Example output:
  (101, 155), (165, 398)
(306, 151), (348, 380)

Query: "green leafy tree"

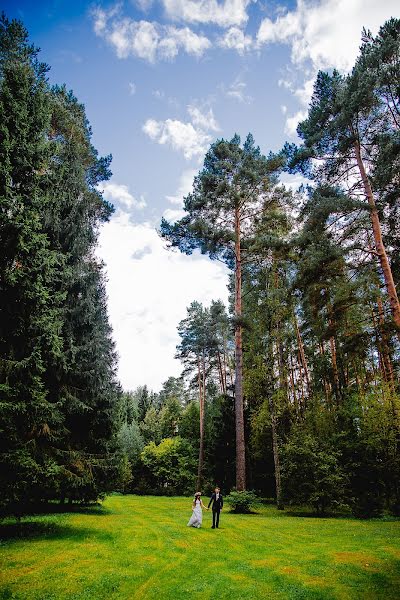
(140, 437), (197, 494)
(281, 429), (348, 515)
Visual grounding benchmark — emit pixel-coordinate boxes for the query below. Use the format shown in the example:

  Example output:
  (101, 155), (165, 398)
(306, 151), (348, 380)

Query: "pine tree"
(284, 58), (400, 332)
(161, 134), (283, 490)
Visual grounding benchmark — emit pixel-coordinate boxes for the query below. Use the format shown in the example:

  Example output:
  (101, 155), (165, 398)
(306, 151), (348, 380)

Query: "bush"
(225, 490), (259, 513)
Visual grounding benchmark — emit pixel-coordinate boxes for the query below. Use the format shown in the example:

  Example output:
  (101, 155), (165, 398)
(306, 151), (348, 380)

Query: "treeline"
(154, 18), (400, 517)
(115, 373), (236, 495)
(0, 15), (122, 515)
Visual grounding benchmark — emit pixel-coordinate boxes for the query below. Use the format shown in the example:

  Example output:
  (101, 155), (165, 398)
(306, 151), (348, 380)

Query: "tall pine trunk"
(234, 206), (246, 490)
(354, 140), (400, 331)
(196, 356), (205, 490)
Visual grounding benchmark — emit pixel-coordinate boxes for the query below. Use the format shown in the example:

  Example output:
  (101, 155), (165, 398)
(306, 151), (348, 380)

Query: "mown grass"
(1, 495), (399, 600)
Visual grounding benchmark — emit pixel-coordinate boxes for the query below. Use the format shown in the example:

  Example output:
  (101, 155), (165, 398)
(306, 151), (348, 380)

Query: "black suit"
(208, 493), (223, 528)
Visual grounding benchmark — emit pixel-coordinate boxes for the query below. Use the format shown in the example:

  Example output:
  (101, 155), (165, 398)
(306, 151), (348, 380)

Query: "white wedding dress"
(187, 499), (203, 528)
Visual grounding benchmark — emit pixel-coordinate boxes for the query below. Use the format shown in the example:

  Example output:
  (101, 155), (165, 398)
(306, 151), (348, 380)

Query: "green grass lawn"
(1, 495), (400, 600)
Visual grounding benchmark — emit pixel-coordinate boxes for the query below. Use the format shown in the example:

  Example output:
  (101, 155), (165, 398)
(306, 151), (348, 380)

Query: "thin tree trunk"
(354, 140), (400, 331)
(329, 333), (340, 400)
(234, 206), (246, 490)
(289, 353), (300, 417)
(268, 393), (284, 510)
(294, 313), (311, 395)
(217, 350), (225, 395)
(222, 339), (228, 393)
(196, 356), (205, 490)
(377, 297), (395, 388)
(319, 342), (332, 406)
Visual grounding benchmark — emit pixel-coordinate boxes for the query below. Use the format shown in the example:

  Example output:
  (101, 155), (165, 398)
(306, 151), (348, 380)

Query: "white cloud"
(128, 82), (136, 95)
(159, 26), (212, 59)
(143, 105), (219, 159)
(293, 77), (314, 106)
(163, 207), (186, 222)
(100, 181), (147, 210)
(284, 109), (307, 138)
(143, 118), (212, 159)
(97, 210), (228, 391)
(257, 0), (399, 73)
(92, 6), (211, 63)
(280, 172), (308, 192)
(166, 169), (197, 205)
(162, 0), (251, 28)
(225, 77), (252, 103)
(187, 104), (219, 132)
(133, 0), (154, 11)
(218, 26), (253, 54)
(258, 1), (398, 139)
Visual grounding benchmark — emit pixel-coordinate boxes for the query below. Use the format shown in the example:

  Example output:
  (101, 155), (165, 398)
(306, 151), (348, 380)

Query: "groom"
(208, 487), (223, 529)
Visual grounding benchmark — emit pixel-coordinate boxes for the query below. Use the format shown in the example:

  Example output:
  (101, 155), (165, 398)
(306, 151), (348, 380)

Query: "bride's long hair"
(194, 492), (201, 503)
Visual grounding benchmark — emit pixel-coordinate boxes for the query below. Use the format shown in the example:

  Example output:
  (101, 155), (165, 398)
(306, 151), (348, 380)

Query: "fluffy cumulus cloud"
(257, 0), (398, 72)
(142, 105), (219, 159)
(257, 0), (399, 138)
(92, 6), (210, 62)
(143, 118), (212, 159)
(162, 0), (251, 28)
(100, 181), (147, 210)
(187, 104), (219, 132)
(218, 26), (253, 53)
(97, 210), (228, 391)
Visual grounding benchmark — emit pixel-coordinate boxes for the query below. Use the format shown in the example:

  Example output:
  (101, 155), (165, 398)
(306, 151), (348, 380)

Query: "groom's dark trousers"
(208, 493), (223, 528)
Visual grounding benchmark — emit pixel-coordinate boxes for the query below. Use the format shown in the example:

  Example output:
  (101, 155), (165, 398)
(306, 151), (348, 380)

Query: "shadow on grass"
(0, 507), (114, 543)
(2, 501), (112, 521)
(0, 517), (114, 544)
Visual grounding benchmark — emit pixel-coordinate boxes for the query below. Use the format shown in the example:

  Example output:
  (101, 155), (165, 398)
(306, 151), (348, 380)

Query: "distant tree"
(141, 437), (197, 494)
(140, 406), (162, 445)
(159, 396), (182, 439)
(158, 376), (189, 407)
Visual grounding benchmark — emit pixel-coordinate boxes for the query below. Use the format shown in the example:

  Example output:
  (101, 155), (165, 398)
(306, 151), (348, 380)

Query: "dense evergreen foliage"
(0, 14), (121, 515)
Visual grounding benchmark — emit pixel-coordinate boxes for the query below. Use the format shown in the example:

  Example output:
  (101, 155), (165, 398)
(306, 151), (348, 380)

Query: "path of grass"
(1, 495), (400, 600)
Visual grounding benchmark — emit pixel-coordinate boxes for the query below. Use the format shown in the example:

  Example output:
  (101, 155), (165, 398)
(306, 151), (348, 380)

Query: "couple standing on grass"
(187, 487), (223, 529)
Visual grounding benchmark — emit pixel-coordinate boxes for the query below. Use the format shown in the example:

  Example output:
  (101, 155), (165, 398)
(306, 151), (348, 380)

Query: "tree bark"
(377, 298), (396, 388)
(294, 313), (311, 395)
(234, 206), (246, 490)
(196, 356), (205, 490)
(329, 333), (340, 401)
(268, 394), (284, 510)
(354, 140), (400, 331)
(217, 350), (226, 395)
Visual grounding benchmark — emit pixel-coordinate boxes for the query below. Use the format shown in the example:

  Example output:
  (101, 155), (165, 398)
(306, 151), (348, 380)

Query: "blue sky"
(4, 0), (398, 390)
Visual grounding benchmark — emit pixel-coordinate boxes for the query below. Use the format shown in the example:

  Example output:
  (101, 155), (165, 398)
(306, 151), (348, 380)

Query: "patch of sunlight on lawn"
(1, 495), (400, 600)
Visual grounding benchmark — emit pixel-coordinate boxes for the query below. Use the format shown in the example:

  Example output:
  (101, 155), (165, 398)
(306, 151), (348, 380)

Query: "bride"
(187, 491), (208, 528)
